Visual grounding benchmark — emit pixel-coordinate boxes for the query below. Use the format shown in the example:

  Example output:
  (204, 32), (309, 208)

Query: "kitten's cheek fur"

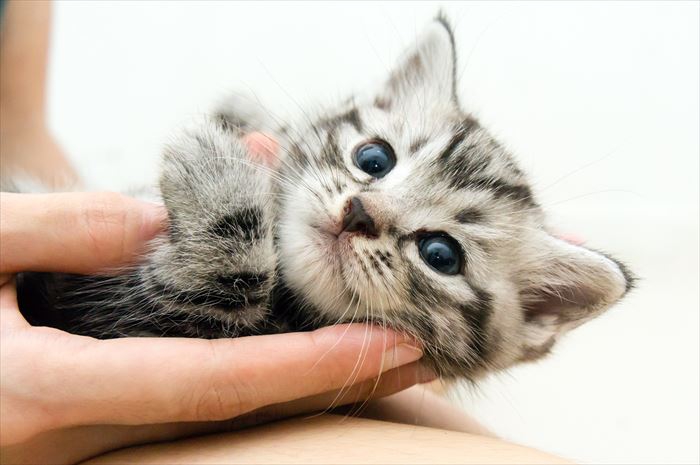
(13, 14), (635, 382)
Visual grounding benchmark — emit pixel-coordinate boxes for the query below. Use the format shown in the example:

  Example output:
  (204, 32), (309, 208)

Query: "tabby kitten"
(17, 16), (633, 379)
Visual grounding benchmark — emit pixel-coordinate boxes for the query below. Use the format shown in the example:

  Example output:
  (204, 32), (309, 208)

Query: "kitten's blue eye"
(354, 140), (395, 178)
(418, 234), (462, 275)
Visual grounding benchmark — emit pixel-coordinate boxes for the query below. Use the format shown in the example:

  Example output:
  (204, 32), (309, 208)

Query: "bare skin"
(0, 1), (78, 188)
(83, 415), (572, 465)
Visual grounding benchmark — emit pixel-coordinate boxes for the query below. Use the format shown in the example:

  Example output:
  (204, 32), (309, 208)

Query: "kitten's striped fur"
(16, 16), (634, 379)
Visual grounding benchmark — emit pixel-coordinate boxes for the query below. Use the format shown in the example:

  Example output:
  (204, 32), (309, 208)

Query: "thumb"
(0, 192), (166, 274)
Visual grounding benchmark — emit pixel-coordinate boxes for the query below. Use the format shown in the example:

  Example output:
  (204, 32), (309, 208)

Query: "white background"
(47, 2), (699, 463)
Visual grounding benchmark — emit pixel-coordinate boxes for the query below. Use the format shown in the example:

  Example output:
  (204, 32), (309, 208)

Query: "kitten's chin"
(280, 220), (384, 324)
(278, 222), (349, 316)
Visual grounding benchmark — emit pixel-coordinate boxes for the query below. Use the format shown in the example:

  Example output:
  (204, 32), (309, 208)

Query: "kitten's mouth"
(315, 221), (371, 252)
(316, 224), (352, 252)
(312, 222), (375, 287)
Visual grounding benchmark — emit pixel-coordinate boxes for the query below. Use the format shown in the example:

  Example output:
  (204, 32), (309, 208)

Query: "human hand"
(0, 192), (433, 464)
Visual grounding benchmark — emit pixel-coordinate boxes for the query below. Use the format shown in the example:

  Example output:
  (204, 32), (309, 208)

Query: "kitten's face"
(276, 18), (632, 379)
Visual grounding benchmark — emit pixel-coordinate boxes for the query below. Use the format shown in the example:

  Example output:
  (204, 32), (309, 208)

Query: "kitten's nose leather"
(342, 197), (378, 237)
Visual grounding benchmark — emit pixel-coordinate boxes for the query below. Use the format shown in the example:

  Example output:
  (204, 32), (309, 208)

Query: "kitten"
(16, 16), (634, 379)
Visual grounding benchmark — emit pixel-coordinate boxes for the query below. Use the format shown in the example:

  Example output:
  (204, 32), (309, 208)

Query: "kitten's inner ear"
(518, 233), (633, 354)
(375, 16), (458, 111)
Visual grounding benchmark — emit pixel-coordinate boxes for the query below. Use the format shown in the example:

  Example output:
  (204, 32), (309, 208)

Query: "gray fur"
(15, 16), (634, 380)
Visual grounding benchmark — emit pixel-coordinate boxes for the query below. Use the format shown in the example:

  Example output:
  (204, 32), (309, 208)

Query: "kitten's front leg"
(143, 119), (280, 336)
(16, 120), (280, 339)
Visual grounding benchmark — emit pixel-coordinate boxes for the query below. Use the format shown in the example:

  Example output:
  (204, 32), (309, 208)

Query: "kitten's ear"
(517, 233), (634, 361)
(375, 15), (458, 111)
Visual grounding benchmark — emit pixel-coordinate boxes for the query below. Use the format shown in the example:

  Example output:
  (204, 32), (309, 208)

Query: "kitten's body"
(15, 17), (633, 380)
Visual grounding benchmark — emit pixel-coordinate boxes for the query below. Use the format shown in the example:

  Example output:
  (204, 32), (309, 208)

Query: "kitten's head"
(276, 16), (633, 379)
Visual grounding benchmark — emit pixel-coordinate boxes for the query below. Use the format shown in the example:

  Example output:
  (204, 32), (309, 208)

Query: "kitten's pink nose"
(342, 197), (378, 237)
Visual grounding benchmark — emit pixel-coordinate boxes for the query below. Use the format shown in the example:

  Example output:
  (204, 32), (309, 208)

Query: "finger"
(347, 383), (497, 437)
(6, 362), (435, 465)
(554, 232), (586, 246)
(0, 273), (13, 287)
(242, 132), (279, 167)
(0, 192), (166, 274)
(0, 279), (30, 330)
(234, 360), (437, 429)
(44, 324), (423, 428)
(0, 422), (229, 465)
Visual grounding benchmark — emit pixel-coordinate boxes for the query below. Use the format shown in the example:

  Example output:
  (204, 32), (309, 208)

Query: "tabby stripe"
(342, 108), (363, 133)
(374, 96), (391, 111)
(324, 107), (363, 133)
(216, 272), (269, 289)
(210, 207), (264, 242)
(455, 208), (484, 224)
(460, 287), (493, 363)
(439, 128), (468, 163)
(152, 281), (266, 310)
(410, 137), (428, 154)
(215, 112), (245, 133)
(470, 178), (534, 205)
(439, 118), (478, 162)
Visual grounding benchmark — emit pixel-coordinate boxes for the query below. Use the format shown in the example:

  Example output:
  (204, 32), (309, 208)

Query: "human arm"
(0, 0), (78, 188)
(83, 414), (573, 465)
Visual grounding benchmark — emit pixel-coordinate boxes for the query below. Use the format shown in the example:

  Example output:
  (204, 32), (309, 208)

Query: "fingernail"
(382, 343), (423, 371)
(417, 364), (439, 384)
